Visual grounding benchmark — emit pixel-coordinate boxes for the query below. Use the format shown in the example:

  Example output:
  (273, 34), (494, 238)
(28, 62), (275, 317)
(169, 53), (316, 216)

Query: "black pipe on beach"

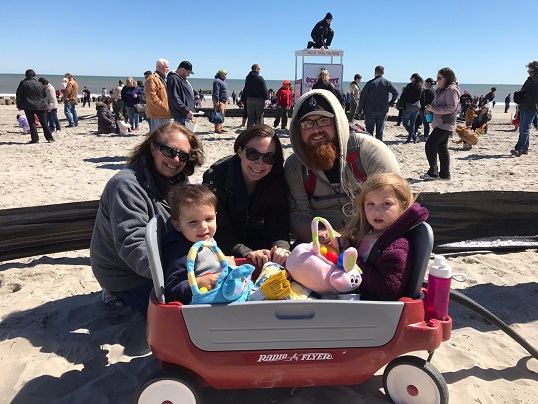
(424, 281), (538, 360)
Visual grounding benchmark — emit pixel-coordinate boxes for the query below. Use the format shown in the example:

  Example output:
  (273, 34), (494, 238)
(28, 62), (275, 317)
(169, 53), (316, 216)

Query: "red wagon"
(136, 215), (451, 404)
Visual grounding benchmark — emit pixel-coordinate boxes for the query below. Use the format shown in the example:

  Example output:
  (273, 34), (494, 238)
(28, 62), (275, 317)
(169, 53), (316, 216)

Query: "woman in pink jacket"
(422, 68), (460, 181)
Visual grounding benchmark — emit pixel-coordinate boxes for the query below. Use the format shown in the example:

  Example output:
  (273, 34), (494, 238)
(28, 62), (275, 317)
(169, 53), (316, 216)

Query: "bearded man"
(284, 90), (401, 243)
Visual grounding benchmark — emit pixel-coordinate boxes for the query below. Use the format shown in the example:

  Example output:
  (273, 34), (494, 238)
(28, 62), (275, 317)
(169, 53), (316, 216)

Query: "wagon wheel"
(134, 370), (202, 404)
(383, 355), (448, 404)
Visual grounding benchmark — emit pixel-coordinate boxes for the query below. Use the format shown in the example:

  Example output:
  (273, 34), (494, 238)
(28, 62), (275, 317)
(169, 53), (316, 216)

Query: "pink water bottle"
(424, 255), (452, 321)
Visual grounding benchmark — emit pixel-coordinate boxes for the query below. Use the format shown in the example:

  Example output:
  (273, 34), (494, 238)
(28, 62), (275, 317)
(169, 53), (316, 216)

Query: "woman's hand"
(425, 105), (433, 113)
(197, 272), (221, 291)
(270, 246), (290, 266)
(247, 249), (271, 267)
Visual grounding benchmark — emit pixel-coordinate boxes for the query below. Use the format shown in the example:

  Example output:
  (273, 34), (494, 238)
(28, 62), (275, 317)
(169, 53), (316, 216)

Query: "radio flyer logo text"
(257, 353), (333, 363)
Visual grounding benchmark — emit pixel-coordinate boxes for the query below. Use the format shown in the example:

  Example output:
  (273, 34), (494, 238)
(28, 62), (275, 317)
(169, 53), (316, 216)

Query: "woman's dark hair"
(25, 69), (36, 78)
(411, 73), (423, 83)
(438, 67), (457, 88)
(38, 77), (49, 85)
(126, 122), (204, 176)
(167, 183), (217, 221)
(233, 124), (284, 171)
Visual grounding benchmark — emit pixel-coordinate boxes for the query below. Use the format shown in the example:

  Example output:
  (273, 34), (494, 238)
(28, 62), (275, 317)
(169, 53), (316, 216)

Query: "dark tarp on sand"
(1, 192), (537, 262)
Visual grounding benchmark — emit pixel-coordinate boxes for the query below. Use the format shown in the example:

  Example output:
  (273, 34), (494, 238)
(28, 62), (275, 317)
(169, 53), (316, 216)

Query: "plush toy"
(187, 241), (254, 305)
(286, 217), (362, 295)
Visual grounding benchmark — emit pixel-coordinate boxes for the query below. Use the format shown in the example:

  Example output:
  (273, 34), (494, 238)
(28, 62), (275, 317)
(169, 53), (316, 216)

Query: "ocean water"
(0, 73), (522, 101)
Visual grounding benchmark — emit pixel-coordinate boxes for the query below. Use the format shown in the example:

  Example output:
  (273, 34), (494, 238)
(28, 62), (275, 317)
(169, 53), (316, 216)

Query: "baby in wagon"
(162, 184), (234, 304)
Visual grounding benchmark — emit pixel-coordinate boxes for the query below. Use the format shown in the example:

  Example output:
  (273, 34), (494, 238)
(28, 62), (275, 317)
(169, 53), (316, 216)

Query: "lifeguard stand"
(294, 49), (344, 103)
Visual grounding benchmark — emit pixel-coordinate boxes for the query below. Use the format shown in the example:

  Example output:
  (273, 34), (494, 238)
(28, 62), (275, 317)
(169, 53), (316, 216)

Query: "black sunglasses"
(244, 147), (276, 165)
(153, 141), (190, 162)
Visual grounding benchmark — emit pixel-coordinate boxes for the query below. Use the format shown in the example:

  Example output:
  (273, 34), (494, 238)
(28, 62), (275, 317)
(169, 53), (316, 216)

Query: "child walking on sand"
(162, 184), (234, 304)
(339, 173), (428, 301)
(16, 114), (30, 134)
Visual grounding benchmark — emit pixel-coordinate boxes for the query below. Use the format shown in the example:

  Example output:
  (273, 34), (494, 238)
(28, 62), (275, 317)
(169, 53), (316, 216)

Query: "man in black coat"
(243, 64), (269, 128)
(16, 69), (55, 143)
(308, 12), (334, 49)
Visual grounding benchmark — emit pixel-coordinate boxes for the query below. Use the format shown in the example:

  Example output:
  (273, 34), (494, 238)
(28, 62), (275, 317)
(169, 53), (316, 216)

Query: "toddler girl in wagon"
(339, 173), (428, 300)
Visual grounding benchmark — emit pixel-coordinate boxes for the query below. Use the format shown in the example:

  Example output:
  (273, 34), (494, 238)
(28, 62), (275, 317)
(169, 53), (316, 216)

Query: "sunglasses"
(436, 76), (445, 80)
(153, 141), (190, 162)
(244, 147), (276, 165)
(299, 116), (333, 130)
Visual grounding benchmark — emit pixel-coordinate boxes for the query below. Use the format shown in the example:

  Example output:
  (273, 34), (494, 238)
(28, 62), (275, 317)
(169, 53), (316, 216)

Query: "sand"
(0, 102), (537, 403)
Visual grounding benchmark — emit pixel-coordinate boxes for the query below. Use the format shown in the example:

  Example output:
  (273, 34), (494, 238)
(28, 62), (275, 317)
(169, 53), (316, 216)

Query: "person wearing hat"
(284, 89), (401, 243)
(273, 80), (293, 130)
(212, 69), (229, 133)
(167, 61), (195, 125)
(307, 12), (334, 49)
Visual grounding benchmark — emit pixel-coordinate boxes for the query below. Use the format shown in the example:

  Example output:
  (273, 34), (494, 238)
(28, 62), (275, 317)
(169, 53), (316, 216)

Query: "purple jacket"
(358, 202), (429, 301)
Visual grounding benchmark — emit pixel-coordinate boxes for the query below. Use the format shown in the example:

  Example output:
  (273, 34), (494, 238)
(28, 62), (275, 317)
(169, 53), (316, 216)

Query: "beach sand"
(0, 102), (537, 403)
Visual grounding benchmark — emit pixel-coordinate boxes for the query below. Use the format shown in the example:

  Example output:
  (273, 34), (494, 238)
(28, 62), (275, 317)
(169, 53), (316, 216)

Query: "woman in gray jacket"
(422, 68), (460, 180)
(90, 122), (204, 315)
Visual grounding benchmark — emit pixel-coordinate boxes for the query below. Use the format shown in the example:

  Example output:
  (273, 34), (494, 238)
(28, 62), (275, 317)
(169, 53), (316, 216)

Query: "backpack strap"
(346, 131), (367, 183)
(303, 165), (316, 197)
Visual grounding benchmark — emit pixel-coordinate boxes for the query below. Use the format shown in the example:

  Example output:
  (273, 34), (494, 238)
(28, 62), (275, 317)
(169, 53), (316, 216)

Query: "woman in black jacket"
(420, 78), (436, 140)
(203, 124), (290, 267)
(400, 73), (423, 144)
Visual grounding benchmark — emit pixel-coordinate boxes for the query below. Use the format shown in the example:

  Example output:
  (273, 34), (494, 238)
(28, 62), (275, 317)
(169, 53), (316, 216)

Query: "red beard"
(302, 138), (338, 171)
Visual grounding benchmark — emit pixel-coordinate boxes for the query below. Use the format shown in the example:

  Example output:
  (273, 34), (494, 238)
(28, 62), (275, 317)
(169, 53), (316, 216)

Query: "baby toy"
(286, 217), (362, 295)
(248, 262), (311, 301)
(186, 241), (254, 305)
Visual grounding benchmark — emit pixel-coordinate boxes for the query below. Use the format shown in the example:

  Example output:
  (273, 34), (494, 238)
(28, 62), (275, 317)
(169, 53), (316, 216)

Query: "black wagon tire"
(383, 355), (448, 404)
(134, 369), (202, 404)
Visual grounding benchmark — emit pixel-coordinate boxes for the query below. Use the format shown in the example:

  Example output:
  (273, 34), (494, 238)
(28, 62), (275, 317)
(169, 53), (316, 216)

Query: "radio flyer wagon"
(136, 215), (451, 404)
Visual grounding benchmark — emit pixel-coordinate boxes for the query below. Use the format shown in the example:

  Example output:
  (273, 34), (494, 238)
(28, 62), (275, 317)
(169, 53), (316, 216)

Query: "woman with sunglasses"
(422, 67), (460, 181)
(203, 124), (290, 267)
(90, 122), (204, 316)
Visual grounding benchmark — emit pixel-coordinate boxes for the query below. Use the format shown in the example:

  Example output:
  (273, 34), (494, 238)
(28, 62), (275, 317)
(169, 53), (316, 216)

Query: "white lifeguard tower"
(294, 49), (344, 102)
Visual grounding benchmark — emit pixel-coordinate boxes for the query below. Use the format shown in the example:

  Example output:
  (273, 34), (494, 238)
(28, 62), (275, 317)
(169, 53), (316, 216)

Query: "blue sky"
(0, 0), (533, 84)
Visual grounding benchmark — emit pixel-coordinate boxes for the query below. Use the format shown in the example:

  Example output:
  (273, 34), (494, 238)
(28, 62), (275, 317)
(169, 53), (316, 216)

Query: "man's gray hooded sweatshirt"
(284, 89), (401, 239)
